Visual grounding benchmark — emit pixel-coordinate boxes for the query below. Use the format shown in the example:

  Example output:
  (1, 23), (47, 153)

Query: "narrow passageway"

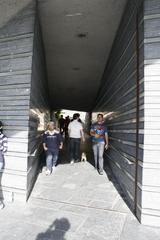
(1, 0), (160, 229)
(30, 136), (128, 213)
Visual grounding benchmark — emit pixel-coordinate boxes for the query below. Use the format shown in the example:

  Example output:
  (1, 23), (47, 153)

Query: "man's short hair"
(97, 113), (103, 118)
(47, 121), (55, 128)
(73, 113), (79, 120)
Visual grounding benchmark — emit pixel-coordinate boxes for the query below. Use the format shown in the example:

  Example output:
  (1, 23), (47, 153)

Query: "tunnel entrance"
(0, 0), (160, 227)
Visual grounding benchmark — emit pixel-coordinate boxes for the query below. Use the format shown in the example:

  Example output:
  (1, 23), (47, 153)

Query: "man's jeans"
(45, 150), (58, 171)
(0, 162), (3, 170)
(92, 142), (105, 172)
(69, 138), (81, 161)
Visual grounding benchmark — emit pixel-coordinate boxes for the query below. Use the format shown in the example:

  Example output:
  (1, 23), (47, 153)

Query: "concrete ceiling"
(38, 0), (127, 112)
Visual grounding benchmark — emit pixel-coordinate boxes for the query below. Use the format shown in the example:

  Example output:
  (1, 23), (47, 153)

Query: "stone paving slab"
(0, 201), (126, 240)
(32, 162), (121, 211)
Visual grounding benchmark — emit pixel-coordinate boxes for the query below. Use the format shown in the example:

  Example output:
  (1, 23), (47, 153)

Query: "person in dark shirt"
(64, 116), (70, 137)
(58, 115), (65, 135)
(43, 121), (63, 175)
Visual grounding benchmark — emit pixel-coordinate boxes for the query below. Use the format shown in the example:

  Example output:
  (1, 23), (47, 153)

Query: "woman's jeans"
(69, 138), (81, 161)
(45, 150), (58, 171)
(92, 142), (105, 172)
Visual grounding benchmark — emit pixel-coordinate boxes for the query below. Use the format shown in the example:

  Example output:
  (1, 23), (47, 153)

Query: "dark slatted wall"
(94, 0), (144, 214)
(27, 12), (50, 199)
(0, 2), (35, 201)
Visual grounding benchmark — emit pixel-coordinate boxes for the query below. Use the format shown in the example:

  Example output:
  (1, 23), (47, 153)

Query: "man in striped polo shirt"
(0, 121), (8, 209)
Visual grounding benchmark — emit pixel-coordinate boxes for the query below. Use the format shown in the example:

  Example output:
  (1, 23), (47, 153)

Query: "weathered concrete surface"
(1, 158), (160, 240)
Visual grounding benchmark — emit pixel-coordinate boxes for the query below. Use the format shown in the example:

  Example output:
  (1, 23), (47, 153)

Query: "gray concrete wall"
(139, 0), (160, 226)
(0, 1), (35, 202)
(94, 0), (144, 218)
(95, 0), (160, 227)
(0, 0), (50, 202)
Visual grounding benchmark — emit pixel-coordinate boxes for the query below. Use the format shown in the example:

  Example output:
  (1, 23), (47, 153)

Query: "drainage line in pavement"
(31, 196), (128, 215)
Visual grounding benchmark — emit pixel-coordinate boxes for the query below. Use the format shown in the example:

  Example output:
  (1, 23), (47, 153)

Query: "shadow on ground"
(35, 218), (70, 240)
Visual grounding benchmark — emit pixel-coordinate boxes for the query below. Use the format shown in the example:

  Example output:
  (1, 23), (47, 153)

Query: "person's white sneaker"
(0, 202), (4, 210)
(52, 166), (56, 172)
(46, 169), (51, 175)
(70, 160), (74, 164)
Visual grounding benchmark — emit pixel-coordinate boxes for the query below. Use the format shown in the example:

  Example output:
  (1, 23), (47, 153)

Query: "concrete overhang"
(0, 0), (127, 112)
(38, 0), (127, 112)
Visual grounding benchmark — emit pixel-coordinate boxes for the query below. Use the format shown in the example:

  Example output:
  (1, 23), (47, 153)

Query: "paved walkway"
(1, 143), (160, 239)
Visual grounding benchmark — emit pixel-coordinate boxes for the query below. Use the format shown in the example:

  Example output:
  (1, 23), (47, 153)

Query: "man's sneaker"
(0, 202), (4, 210)
(52, 166), (56, 172)
(46, 169), (51, 175)
(99, 171), (103, 175)
(70, 159), (74, 164)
